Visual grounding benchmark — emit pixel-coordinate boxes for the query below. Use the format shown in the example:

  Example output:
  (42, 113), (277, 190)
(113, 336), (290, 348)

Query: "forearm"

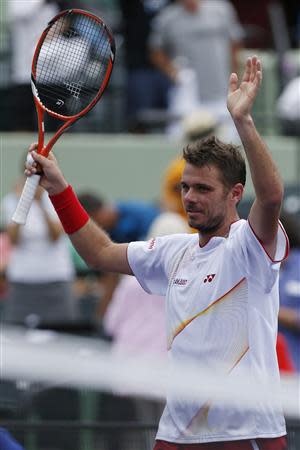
(69, 219), (111, 268)
(233, 115), (283, 207)
(149, 49), (177, 82)
(96, 272), (120, 319)
(42, 211), (63, 241)
(69, 220), (130, 274)
(7, 223), (21, 245)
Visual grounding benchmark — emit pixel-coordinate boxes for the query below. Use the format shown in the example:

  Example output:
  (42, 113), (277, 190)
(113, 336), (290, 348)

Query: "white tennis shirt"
(127, 219), (289, 443)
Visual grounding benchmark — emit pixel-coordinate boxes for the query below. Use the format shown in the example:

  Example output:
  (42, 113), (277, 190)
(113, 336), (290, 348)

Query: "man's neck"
(198, 215), (240, 247)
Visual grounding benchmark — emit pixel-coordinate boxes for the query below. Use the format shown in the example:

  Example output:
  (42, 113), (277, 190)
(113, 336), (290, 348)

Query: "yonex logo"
(204, 274), (216, 283)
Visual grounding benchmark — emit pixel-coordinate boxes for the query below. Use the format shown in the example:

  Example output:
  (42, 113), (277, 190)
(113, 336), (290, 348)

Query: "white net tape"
(1, 325), (299, 419)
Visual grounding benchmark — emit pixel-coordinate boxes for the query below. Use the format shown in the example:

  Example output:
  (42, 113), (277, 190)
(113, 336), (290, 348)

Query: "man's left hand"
(227, 55), (262, 121)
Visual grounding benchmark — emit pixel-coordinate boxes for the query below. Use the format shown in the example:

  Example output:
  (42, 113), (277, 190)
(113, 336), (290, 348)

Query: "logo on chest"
(173, 278), (188, 286)
(203, 274), (216, 283)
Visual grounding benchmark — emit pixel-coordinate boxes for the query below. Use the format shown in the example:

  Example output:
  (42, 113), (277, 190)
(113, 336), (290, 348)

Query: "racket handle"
(12, 175), (41, 225)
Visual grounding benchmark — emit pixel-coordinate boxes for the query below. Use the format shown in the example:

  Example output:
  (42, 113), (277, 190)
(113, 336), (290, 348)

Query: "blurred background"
(0, 1), (299, 449)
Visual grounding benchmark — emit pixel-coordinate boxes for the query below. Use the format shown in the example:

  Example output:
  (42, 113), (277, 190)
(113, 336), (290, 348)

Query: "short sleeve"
(279, 250), (300, 310)
(127, 238), (169, 295)
(232, 221), (289, 292)
(127, 234), (190, 296)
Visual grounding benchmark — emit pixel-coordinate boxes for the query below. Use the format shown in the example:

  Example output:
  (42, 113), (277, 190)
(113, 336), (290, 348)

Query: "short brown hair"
(182, 135), (246, 188)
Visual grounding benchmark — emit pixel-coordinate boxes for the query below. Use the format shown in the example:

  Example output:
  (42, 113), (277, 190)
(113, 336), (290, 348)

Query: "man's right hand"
(25, 143), (68, 196)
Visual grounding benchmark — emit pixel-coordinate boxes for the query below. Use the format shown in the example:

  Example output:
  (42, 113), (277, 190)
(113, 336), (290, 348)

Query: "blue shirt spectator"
(77, 192), (160, 244)
(110, 201), (160, 243)
(0, 428), (25, 450)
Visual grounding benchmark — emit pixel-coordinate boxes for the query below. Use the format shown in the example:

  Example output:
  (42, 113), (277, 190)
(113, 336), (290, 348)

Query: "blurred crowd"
(0, 0), (300, 136)
(0, 1), (300, 449)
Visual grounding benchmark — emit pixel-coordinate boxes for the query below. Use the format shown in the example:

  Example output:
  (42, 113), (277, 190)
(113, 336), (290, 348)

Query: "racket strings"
(38, 25), (109, 95)
(35, 12), (113, 116)
(41, 16), (110, 82)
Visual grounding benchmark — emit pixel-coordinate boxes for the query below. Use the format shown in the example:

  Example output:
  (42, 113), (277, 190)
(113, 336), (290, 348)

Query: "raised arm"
(26, 147), (133, 275)
(227, 56), (284, 259)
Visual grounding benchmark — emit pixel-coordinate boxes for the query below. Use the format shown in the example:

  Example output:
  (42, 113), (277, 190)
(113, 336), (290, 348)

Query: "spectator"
(161, 157), (186, 219)
(119, 0), (173, 132)
(7, 0), (59, 131)
(1, 177), (76, 326)
(278, 211), (300, 372)
(77, 191), (161, 244)
(0, 229), (11, 305)
(149, 0), (244, 139)
(276, 332), (295, 374)
(276, 76), (300, 136)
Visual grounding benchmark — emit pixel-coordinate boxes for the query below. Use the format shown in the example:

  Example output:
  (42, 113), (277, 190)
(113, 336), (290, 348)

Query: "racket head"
(31, 9), (115, 122)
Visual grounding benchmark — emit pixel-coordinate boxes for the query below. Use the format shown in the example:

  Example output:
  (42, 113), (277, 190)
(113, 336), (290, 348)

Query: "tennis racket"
(12, 8), (115, 225)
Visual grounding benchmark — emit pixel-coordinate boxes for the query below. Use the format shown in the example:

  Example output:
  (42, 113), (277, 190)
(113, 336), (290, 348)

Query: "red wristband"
(49, 185), (89, 234)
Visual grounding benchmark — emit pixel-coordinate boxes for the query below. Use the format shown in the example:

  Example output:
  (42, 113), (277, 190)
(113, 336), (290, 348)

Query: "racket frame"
(32, 8), (115, 157)
(12, 9), (115, 225)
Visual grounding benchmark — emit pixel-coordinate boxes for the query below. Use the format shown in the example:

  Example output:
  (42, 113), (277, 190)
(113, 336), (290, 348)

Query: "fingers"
(25, 143), (39, 175)
(230, 56), (262, 94)
(228, 72), (238, 93)
(25, 151), (48, 176)
(47, 151), (58, 164)
(30, 150), (47, 164)
(256, 59), (263, 85)
(249, 55), (262, 84)
(242, 57), (252, 82)
(250, 58), (262, 96)
(249, 55), (258, 82)
(25, 142), (58, 178)
(29, 142), (38, 152)
(242, 55), (262, 86)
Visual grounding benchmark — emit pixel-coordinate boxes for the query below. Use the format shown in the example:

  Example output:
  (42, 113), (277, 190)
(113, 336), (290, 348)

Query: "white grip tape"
(12, 174), (41, 225)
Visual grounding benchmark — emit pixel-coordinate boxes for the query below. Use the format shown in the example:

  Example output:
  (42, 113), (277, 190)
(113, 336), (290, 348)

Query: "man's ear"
(231, 183), (244, 205)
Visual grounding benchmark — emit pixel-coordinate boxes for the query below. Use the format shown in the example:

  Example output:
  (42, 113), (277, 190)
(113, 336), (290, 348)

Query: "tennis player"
(27, 56), (288, 449)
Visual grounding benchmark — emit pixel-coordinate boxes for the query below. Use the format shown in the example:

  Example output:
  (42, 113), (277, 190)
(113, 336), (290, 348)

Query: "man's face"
(180, 0), (200, 13)
(181, 162), (232, 233)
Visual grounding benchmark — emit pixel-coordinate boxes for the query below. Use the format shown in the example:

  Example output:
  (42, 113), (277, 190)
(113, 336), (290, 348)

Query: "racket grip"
(12, 175), (41, 225)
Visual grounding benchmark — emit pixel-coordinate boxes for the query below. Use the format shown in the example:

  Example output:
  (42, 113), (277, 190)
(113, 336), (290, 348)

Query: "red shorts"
(153, 436), (287, 450)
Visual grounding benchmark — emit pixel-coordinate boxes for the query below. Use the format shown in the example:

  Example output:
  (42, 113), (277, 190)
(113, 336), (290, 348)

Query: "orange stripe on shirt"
(168, 277), (246, 349)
